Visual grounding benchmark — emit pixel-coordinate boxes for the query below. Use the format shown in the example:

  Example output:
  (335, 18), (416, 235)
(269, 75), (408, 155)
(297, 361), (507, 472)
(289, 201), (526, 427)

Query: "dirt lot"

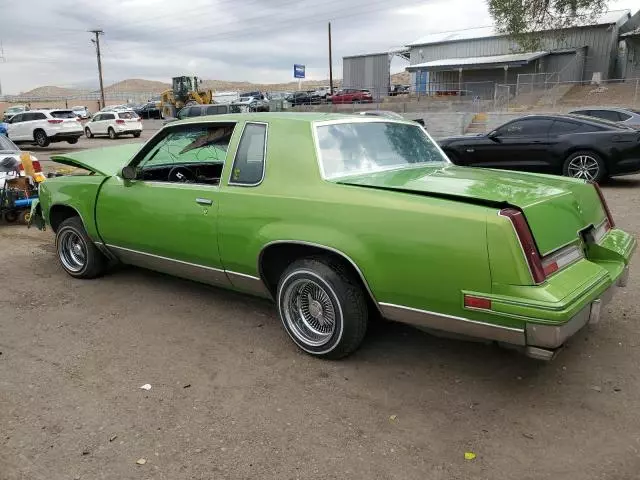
(1, 169), (639, 479)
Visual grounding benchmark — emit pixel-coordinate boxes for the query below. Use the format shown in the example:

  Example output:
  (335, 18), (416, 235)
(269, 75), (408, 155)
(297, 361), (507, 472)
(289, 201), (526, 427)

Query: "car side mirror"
(488, 130), (500, 141)
(121, 166), (137, 181)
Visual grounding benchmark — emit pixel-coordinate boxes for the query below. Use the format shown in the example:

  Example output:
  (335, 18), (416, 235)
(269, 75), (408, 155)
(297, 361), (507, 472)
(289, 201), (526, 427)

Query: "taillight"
(47, 119), (63, 124)
(116, 119), (125, 124)
(464, 295), (492, 310)
(500, 208), (546, 284)
(32, 160), (42, 172)
(591, 182), (615, 228)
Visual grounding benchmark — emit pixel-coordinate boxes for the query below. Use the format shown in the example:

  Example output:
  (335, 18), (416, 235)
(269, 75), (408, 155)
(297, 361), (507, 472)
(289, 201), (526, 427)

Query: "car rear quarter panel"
(39, 175), (106, 238)
(218, 120), (496, 324)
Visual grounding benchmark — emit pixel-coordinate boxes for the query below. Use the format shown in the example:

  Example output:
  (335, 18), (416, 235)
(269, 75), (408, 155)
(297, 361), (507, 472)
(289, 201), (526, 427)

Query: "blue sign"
(293, 64), (305, 79)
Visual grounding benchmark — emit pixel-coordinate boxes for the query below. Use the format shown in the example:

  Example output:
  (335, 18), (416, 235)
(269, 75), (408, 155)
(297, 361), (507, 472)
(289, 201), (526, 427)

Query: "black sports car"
(438, 114), (640, 182)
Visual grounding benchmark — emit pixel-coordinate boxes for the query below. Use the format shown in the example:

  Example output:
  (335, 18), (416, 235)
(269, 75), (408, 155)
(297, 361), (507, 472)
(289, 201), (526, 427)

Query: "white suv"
(84, 110), (143, 139)
(7, 109), (84, 147)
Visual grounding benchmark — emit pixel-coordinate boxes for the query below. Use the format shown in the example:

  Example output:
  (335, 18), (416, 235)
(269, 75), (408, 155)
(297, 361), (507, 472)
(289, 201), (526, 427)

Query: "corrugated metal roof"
(408, 9), (631, 47)
(344, 47), (409, 59)
(406, 51), (548, 70)
(621, 27), (640, 37)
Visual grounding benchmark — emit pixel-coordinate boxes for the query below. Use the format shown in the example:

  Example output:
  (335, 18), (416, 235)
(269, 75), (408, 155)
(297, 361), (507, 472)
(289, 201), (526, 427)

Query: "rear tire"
(4, 211), (18, 223)
(133, 132), (141, 138)
(108, 127), (117, 140)
(563, 151), (607, 183)
(85, 128), (94, 139)
(67, 138), (78, 144)
(34, 129), (50, 147)
(55, 217), (107, 279)
(276, 257), (368, 359)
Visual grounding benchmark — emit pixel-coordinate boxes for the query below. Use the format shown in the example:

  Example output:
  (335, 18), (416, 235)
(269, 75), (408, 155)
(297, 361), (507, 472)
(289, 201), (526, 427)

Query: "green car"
(32, 113), (635, 360)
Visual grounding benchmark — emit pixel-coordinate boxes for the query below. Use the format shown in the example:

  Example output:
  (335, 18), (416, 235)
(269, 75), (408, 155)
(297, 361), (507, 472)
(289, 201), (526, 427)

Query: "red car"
(329, 89), (373, 104)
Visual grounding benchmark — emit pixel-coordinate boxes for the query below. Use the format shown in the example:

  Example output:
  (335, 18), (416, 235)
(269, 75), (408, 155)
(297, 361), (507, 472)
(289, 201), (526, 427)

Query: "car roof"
(504, 113), (632, 130)
(171, 112), (416, 126)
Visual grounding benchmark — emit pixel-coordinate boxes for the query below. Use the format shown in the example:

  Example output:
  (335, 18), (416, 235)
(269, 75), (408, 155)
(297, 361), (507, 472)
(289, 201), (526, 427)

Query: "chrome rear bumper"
(524, 265), (629, 360)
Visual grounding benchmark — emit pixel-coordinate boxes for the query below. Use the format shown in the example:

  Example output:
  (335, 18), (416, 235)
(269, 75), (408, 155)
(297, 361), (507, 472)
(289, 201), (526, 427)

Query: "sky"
(0, 0), (637, 94)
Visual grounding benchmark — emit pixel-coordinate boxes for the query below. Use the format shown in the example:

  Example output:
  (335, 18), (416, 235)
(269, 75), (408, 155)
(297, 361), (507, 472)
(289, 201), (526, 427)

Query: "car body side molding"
(379, 302), (526, 345)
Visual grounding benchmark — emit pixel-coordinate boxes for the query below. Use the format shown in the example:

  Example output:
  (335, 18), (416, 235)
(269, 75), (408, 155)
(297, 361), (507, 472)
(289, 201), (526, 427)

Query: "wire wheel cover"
(283, 278), (337, 346)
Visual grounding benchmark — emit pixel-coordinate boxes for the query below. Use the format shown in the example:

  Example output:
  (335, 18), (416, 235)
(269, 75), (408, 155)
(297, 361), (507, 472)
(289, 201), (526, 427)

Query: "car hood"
(50, 143), (142, 176)
(336, 164), (605, 255)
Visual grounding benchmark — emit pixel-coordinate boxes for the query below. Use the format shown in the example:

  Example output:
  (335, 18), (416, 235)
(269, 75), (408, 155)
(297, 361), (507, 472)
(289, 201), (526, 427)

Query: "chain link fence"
(2, 78), (639, 115)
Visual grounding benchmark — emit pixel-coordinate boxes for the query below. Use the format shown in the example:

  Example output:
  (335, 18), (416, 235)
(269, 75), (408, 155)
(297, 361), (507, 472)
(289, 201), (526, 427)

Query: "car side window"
(136, 123), (236, 185)
(93, 114), (102, 122)
(189, 107), (203, 117)
(22, 113), (36, 122)
(10, 114), (23, 123)
(591, 110), (621, 122)
(34, 112), (47, 120)
(497, 119), (553, 137)
(551, 120), (581, 135)
(229, 122), (267, 186)
(618, 112), (632, 121)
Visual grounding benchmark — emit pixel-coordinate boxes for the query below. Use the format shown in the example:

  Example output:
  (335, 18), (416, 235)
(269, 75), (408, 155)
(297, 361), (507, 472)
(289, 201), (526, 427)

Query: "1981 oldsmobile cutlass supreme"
(32, 113), (635, 360)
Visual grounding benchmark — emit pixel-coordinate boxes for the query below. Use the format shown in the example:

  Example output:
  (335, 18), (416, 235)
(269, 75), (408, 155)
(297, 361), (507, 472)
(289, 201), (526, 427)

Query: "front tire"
(563, 151), (607, 183)
(85, 128), (94, 138)
(55, 217), (107, 279)
(34, 129), (50, 147)
(108, 127), (117, 140)
(276, 257), (368, 359)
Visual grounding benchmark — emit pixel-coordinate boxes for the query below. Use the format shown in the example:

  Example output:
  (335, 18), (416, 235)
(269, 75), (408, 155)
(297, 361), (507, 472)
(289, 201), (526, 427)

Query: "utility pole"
(328, 22), (334, 95)
(89, 30), (105, 109)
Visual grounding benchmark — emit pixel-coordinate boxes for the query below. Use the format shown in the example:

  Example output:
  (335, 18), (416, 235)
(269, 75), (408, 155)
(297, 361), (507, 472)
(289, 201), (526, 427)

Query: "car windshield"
(0, 135), (19, 152)
(50, 110), (76, 119)
(315, 121), (447, 179)
(7, 107), (22, 113)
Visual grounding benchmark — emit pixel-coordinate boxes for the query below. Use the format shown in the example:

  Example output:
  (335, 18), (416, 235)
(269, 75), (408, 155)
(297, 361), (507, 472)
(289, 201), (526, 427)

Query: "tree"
(488, 0), (609, 49)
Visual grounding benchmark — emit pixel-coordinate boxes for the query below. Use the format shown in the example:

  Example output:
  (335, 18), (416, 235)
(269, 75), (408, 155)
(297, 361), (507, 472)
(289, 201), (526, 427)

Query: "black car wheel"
(563, 151), (606, 183)
(277, 257), (368, 359)
(85, 127), (94, 138)
(34, 129), (50, 147)
(133, 132), (141, 138)
(108, 128), (117, 140)
(67, 138), (78, 144)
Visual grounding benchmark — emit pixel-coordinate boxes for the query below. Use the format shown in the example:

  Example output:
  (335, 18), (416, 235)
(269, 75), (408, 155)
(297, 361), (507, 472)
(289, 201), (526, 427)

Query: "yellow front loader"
(161, 76), (213, 118)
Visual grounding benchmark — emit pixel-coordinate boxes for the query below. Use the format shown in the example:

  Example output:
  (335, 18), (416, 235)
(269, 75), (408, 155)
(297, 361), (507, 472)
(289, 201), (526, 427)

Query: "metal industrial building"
(342, 9), (639, 98)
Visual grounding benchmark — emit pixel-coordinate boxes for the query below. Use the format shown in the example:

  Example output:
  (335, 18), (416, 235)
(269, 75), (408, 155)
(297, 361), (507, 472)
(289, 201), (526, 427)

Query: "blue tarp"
(0, 123), (7, 135)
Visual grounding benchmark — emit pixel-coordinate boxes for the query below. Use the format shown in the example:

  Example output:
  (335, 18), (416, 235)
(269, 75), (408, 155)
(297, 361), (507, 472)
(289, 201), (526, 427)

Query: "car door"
(88, 114), (102, 134)
(469, 118), (554, 171)
(95, 121), (239, 287)
(7, 113), (25, 140)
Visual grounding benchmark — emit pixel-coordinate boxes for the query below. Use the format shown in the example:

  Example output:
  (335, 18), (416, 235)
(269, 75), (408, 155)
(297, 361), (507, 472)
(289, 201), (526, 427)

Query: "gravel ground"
(0, 165), (639, 479)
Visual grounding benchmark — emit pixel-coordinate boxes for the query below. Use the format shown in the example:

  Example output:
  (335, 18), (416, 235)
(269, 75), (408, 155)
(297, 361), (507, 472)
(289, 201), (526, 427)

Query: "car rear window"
(50, 110), (77, 119)
(316, 121), (446, 179)
(118, 111), (138, 119)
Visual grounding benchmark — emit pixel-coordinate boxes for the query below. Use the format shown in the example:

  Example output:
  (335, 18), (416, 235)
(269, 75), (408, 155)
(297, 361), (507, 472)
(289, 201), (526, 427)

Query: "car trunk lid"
(50, 143), (141, 176)
(335, 165), (606, 255)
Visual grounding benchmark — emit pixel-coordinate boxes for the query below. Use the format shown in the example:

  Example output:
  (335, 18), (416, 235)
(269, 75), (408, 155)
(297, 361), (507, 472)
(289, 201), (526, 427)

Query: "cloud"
(0, 0), (637, 94)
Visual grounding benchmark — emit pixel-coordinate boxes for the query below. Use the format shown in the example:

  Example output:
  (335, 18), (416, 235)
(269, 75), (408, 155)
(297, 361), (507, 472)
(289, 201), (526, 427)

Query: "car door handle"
(195, 198), (213, 206)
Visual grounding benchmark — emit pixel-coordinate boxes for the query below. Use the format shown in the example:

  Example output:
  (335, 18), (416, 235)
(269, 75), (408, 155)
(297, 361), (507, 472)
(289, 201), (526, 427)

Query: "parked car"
(328, 89), (373, 104)
(163, 104), (239, 125)
(3, 105), (29, 122)
(438, 114), (640, 182)
(31, 113), (634, 361)
(389, 84), (410, 96)
(357, 110), (425, 126)
(99, 105), (129, 113)
(84, 110), (142, 139)
(232, 94), (269, 112)
(286, 91), (320, 106)
(312, 86), (331, 100)
(0, 134), (43, 189)
(7, 109), (83, 147)
(569, 107), (640, 129)
(134, 102), (163, 119)
(71, 106), (92, 120)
